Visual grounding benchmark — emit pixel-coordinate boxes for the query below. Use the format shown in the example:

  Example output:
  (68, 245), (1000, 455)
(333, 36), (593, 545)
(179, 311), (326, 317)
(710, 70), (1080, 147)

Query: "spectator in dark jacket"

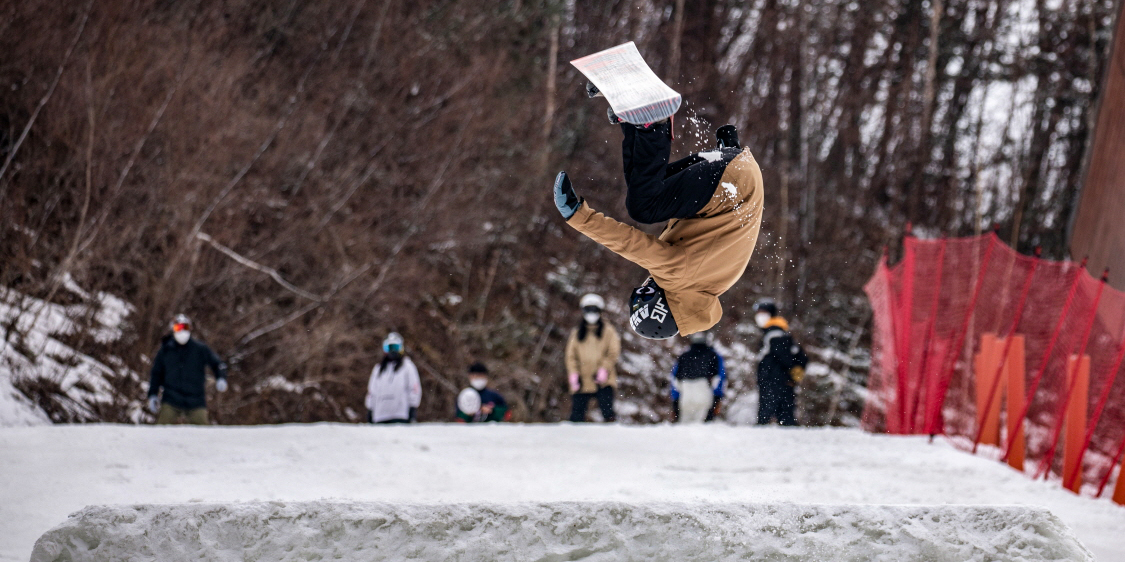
(147, 314), (228, 425)
(455, 362), (511, 422)
(754, 300), (802, 426)
(671, 332), (726, 423)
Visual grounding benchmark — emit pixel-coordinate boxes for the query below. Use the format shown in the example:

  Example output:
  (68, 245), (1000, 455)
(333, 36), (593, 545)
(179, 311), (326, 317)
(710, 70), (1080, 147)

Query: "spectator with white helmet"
(365, 332), (422, 424)
(564, 293), (621, 422)
(146, 313), (228, 425)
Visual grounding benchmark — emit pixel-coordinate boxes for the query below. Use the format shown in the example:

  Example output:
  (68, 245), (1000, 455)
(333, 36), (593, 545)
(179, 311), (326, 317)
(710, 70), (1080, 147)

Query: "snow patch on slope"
(0, 282), (135, 426)
(30, 501), (1092, 562)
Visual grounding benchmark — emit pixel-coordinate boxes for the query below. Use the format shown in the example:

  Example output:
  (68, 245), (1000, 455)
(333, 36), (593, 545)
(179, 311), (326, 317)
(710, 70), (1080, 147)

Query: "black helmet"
(628, 278), (678, 340)
(753, 299), (779, 317)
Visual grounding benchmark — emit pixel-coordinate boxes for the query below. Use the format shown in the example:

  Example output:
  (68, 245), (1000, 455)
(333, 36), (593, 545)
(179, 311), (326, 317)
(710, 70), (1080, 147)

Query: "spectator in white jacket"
(365, 332), (421, 423)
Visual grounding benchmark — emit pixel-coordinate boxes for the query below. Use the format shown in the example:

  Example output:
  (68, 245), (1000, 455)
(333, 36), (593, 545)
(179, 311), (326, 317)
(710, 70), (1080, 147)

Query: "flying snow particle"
(698, 150), (723, 163)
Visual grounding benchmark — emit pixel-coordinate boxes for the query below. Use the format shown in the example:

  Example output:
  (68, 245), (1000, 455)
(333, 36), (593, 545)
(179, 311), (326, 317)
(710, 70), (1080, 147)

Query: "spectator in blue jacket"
(670, 332), (726, 423)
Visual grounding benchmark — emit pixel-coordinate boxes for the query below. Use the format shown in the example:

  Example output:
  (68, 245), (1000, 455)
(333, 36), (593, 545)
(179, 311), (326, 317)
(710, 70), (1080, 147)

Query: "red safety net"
(863, 232), (1125, 494)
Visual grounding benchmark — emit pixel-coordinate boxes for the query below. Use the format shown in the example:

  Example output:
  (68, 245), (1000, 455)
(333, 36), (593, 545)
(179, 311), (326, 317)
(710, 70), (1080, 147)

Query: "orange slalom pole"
(1062, 355), (1090, 493)
(976, 256), (1042, 455)
(1034, 270), (1107, 481)
(974, 334), (1002, 446)
(1005, 336), (1026, 471)
(1065, 319), (1125, 491)
(1116, 462), (1125, 505)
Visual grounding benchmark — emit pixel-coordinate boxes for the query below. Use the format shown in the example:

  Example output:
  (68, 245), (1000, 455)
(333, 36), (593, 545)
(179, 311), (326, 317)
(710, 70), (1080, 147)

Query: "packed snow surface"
(3, 424), (1124, 561)
(31, 501), (1089, 562)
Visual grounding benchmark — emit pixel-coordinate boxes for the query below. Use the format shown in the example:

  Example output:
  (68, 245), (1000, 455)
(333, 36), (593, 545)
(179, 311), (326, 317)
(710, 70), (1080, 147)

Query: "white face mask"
(470, 378), (488, 390)
(584, 312), (601, 324)
(174, 331), (191, 345)
(754, 313), (771, 329)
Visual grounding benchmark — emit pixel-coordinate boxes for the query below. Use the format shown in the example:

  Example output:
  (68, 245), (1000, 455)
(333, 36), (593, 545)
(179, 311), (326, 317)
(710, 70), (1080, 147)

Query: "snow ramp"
(30, 501), (1091, 562)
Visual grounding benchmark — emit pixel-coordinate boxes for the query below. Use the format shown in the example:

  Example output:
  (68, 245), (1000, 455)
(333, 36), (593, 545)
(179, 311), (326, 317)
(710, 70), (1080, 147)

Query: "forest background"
(1, 0), (1118, 424)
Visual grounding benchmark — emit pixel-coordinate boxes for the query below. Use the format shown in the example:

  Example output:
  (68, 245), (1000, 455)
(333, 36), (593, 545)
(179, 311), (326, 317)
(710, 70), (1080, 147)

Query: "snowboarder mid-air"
(552, 111), (763, 339)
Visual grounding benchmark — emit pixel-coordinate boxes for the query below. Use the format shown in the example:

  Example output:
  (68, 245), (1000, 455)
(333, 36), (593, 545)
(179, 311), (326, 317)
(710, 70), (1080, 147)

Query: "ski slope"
(3, 424), (1123, 561)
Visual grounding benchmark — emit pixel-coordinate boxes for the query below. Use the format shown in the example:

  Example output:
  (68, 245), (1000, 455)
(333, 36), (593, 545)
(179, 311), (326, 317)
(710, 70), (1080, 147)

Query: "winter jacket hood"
(566, 149), (763, 335)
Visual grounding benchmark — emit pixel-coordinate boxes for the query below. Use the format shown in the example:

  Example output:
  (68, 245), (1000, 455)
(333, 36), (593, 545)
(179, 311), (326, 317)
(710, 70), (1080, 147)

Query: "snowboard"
(571, 42), (681, 125)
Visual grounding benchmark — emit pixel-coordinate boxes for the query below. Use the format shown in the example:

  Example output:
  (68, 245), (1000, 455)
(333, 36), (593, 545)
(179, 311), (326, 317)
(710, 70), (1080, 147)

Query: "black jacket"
(674, 343), (722, 381)
(148, 335), (227, 409)
(757, 325), (796, 387)
(621, 122), (743, 224)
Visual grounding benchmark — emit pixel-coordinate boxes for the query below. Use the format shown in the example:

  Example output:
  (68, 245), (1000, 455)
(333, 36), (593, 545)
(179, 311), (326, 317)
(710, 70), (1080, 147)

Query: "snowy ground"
(3, 424), (1124, 561)
(30, 502), (1089, 561)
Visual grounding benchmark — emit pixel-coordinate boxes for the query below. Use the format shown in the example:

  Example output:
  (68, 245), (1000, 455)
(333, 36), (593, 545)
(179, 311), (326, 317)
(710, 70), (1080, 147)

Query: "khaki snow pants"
(156, 403), (209, 425)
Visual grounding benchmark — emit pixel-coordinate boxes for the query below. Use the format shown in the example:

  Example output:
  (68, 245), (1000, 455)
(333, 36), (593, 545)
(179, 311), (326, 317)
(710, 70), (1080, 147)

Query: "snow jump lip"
(30, 500), (1092, 562)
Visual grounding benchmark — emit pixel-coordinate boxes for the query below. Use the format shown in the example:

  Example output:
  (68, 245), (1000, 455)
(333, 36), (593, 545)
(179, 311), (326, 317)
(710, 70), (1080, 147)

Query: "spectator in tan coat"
(565, 293), (621, 422)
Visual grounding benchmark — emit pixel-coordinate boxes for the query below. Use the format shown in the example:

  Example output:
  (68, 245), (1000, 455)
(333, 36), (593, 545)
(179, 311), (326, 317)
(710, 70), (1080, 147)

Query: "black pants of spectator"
(620, 122), (739, 224)
(570, 386), (616, 422)
(757, 380), (797, 426)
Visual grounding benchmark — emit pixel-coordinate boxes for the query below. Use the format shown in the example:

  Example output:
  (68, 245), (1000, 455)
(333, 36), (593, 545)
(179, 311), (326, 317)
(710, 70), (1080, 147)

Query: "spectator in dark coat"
(455, 362), (511, 422)
(147, 314), (228, 425)
(753, 300), (803, 426)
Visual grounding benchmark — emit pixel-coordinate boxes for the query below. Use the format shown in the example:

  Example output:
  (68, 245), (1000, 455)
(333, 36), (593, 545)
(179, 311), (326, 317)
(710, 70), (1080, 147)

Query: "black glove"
(408, 407), (418, 423)
(553, 172), (581, 219)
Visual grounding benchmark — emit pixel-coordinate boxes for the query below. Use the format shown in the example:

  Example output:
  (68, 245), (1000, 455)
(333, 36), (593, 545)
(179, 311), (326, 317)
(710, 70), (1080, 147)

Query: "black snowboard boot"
(607, 106), (624, 125)
(716, 124), (740, 149)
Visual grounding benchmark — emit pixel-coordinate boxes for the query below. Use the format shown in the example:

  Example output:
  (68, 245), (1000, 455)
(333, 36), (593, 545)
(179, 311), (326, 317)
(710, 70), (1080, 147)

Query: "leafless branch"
(234, 262), (371, 350)
(196, 232), (324, 302)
